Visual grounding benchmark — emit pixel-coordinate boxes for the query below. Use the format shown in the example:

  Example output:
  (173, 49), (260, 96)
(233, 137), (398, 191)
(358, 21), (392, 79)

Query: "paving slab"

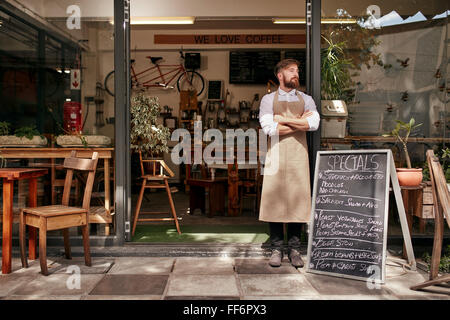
(49, 257), (114, 274)
(173, 257), (234, 274)
(2, 295), (83, 300)
(164, 296), (240, 300)
(242, 295), (323, 300)
(166, 274), (239, 297)
(107, 257), (174, 275)
(0, 273), (38, 297)
(238, 274), (320, 297)
(5, 257), (59, 275)
(234, 258), (299, 274)
(384, 270), (450, 298)
(318, 295), (399, 300)
(304, 273), (392, 296)
(10, 274), (104, 297)
(89, 275), (168, 295)
(83, 295), (162, 300)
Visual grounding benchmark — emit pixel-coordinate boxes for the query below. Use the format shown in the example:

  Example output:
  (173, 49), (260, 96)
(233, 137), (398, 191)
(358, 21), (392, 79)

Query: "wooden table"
(209, 163), (259, 216)
(186, 177), (227, 217)
(0, 148), (114, 234)
(1, 168), (47, 274)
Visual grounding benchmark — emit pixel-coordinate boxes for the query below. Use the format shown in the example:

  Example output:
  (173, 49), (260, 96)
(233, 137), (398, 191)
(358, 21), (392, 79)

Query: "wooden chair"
(131, 151), (181, 236)
(19, 151), (99, 276)
(411, 150), (450, 291)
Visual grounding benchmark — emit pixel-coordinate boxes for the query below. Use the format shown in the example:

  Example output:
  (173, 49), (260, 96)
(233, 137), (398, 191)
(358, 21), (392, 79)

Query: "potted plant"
(320, 33), (354, 138)
(383, 118), (423, 186)
(321, 33), (355, 104)
(130, 93), (170, 159)
(0, 122), (47, 147)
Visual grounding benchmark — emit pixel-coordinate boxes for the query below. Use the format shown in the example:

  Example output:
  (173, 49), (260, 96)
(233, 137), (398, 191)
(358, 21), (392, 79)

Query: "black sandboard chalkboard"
(229, 51), (280, 84)
(306, 150), (391, 283)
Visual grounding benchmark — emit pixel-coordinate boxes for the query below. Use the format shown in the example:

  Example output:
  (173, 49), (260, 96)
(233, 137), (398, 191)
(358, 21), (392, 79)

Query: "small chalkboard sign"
(306, 149), (415, 284)
(207, 80), (223, 100)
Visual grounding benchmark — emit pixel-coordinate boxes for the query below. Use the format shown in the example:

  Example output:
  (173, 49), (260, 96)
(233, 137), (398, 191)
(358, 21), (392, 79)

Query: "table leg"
(104, 158), (110, 236)
(104, 158), (110, 212)
(2, 179), (14, 274)
(228, 164), (239, 216)
(401, 189), (413, 260)
(28, 177), (38, 260)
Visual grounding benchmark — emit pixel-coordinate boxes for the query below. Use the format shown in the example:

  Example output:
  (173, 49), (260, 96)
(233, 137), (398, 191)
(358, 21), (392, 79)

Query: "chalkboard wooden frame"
(306, 149), (416, 284)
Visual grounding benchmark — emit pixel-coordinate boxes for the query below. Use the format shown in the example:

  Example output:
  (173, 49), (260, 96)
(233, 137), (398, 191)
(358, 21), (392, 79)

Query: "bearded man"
(258, 59), (320, 267)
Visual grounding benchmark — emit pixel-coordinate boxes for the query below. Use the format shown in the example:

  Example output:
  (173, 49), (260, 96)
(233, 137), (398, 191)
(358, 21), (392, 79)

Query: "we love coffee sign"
(154, 34), (305, 45)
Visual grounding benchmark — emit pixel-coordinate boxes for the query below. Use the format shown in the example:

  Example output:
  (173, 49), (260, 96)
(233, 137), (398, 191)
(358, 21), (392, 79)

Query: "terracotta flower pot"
(396, 168), (423, 187)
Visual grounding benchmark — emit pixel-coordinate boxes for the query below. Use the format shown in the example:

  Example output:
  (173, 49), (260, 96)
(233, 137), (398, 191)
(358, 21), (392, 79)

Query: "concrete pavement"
(1, 250), (449, 300)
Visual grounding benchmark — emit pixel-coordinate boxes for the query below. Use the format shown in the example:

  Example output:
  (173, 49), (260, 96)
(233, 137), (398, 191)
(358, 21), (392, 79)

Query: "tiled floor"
(1, 253), (449, 300)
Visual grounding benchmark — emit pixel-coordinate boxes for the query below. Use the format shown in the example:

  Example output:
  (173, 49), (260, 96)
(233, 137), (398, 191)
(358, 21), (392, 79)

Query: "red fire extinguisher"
(63, 102), (82, 134)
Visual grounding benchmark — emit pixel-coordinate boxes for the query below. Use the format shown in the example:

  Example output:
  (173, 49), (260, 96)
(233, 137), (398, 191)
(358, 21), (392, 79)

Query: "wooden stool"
(20, 151), (99, 276)
(131, 152), (181, 236)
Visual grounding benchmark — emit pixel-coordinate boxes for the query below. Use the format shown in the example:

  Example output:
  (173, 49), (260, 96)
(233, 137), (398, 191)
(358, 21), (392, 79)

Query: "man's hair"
(274, 58), (300, 76)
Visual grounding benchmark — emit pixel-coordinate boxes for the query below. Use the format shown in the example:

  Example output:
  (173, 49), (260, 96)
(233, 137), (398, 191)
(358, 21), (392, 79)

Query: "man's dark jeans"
(269, 222), (302, 251)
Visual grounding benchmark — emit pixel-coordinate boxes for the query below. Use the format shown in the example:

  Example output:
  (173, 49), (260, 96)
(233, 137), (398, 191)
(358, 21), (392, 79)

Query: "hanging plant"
(130, 93), (170, 158)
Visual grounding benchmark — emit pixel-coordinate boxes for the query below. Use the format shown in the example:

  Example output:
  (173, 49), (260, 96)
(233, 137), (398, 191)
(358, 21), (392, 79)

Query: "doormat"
(132, 224), (270, 243)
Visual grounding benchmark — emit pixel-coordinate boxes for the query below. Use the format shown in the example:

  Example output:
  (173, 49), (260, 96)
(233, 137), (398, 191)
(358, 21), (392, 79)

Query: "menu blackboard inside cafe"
(229, 51), (280, 84)
(306, 150), (390, 283)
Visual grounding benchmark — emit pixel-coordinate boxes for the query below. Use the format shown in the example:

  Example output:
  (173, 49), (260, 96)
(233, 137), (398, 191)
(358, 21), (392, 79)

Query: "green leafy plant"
(322, 10), (384, 71)
(438, 147), (450, 182)
(321, 33), (355, 103)
(422, 245), (450, 274)
(130, 93), (170, 158)
(0, 121), (11, 135)
(382, 118), (422, 169)
(421, 147), (450, 183)
(14, 125), (42, 140)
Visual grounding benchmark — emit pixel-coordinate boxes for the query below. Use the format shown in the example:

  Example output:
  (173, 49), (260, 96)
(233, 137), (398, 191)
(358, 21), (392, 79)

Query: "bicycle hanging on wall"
(104, 50), (205, 97)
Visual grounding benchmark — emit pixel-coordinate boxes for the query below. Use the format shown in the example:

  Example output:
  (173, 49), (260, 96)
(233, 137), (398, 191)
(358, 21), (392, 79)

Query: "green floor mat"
(132, 224), (270, 243)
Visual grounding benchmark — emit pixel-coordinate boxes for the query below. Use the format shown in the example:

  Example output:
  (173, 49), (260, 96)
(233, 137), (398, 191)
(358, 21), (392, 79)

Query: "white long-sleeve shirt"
(259, 88), (320, 136)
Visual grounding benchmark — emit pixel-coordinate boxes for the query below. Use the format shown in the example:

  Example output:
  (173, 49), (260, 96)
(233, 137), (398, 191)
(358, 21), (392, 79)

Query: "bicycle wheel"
(177, 71), (205, 96)
(104, 70), (115, 96)
(44, 68), (63, 98)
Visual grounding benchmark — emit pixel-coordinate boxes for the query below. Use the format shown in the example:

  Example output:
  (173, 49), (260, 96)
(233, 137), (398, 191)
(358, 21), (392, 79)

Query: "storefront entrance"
(0, 1), (448, 248)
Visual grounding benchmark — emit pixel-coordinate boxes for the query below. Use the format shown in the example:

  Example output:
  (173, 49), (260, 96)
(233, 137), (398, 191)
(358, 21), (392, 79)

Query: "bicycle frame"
(130, 62), (188, 88)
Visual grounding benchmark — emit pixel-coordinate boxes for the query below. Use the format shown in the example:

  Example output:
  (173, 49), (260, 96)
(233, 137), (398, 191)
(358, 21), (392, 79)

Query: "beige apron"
(259, 91), (311, 223)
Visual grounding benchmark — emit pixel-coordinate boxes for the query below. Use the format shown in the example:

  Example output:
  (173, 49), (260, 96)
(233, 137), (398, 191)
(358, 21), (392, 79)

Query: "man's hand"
(298, 111), (314, 119)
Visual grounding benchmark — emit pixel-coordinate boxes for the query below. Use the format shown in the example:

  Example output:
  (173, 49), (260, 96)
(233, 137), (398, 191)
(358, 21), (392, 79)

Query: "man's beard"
(284, 77), (299, 89)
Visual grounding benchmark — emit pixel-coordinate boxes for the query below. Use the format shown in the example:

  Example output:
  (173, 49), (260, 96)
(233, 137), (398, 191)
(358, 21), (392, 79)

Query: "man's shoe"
(269, 250), (283, 267)
(289, 249), (304, 268)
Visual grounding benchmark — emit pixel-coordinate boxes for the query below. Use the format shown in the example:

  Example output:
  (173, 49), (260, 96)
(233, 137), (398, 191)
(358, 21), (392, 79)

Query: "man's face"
(278, 64), (299, 89)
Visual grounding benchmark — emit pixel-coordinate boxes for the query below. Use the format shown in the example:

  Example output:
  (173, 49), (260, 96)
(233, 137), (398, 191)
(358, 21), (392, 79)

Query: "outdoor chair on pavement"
(19, 151), (99, 276)
(131, 151), (181, 236)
